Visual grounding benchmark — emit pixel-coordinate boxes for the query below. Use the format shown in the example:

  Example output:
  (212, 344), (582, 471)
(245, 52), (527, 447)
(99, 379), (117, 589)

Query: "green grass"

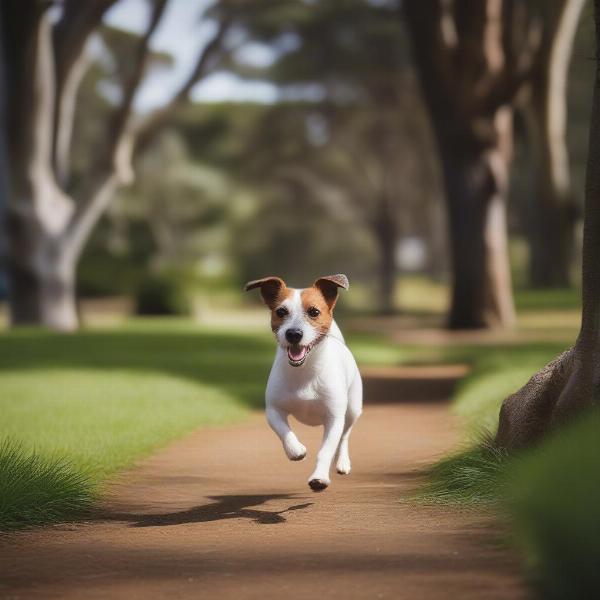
(0, 439), (94, 530)
(0, 321), (277, 529)
(0, 318), (408, 530)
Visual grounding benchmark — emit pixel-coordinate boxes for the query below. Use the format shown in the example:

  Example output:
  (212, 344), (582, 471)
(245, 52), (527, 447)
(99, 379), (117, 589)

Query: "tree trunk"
(2, 6), (79, 331)
(440, 108), (516, 329)
(404, 0), (519, 330)
(373, 201), (397, 315)
(496, 0), (600, 449)
(8, 232), (77, 331)
(523, 0), (585, 288)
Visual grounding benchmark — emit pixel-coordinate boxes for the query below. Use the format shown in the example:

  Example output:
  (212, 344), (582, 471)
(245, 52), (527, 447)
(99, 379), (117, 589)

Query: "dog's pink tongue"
(288, 346), (307, 362)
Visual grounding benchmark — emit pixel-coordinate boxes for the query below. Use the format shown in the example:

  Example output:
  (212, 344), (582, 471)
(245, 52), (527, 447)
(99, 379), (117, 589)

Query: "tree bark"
(440, 107), (516, 329)
(496, 0), (600, 449)
(523, 0), (585, 288)
(7, 230), (77, 331)
(404, 0), (522, 330)
(3, 4), (78, 330)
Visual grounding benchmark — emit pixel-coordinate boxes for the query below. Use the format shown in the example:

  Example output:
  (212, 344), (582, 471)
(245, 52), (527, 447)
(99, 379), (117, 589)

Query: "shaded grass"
(0, 439), (94, 530)
(0, 322), (275, 529)
(417, 441), (513, 505)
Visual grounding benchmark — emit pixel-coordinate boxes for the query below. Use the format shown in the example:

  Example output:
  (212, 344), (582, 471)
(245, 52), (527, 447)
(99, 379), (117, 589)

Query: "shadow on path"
(105, 494), (313, 527)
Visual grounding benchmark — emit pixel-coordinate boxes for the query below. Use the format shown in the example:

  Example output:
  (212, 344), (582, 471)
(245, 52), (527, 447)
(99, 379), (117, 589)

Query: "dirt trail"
(0, 370), (526, 600)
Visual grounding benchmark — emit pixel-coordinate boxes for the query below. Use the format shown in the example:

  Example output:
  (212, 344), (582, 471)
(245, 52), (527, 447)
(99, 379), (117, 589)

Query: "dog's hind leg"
(266, 407), (307, 461)
(336, 375), (363, 475)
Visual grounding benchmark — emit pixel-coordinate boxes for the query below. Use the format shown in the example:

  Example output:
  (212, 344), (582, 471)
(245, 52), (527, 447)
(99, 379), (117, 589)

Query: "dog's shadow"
(106, 494), (313, 527)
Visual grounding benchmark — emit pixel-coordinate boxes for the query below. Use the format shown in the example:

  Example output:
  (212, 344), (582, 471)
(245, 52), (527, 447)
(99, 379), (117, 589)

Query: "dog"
(245, 274), (362, 491)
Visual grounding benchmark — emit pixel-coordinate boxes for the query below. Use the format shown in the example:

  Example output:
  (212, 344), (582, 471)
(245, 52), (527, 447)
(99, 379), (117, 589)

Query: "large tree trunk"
(2, 5), (79, 331)
(441, 108), (515, 329)
(523, 0), (585, 288)
(8, 227), (77, 330)
(496, 0), (600, 449)
(404, 0), (521, 330)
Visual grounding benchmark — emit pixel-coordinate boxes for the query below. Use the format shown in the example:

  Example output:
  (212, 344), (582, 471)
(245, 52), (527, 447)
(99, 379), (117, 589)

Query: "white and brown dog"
(245, 274), (362, 492)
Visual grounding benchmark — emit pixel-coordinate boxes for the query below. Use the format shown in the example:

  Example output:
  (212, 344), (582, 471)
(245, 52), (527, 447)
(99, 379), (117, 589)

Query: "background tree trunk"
(3, 5), (78, 330)
(404, 0), (525, 329)
(8, 232), (77, 330)
(440, 108), (515, 329)
(373, 200), (397, 315)
(523, 0), (585, 288)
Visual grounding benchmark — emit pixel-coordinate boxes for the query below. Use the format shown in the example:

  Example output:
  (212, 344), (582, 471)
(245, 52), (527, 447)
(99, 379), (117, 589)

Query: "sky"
(104, 0), (279, 111)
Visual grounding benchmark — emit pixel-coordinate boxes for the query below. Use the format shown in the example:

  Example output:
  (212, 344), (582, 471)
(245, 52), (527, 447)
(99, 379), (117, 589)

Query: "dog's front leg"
(308, 416), (345, 491)
(266, 407), (307, 461)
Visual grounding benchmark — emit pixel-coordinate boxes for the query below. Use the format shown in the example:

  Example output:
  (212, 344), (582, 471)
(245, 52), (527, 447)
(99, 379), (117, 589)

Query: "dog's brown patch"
(301, 287), (333, 335)
(270, 287), (295, 333)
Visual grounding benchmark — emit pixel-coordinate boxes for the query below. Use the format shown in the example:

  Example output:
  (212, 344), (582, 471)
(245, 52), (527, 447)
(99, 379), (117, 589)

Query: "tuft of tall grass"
(417, 438), (514, 505)
(0, 439), (94, 530)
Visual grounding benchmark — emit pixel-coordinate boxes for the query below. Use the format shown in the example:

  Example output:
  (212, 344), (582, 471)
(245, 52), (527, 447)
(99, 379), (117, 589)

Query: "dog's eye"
(275, 307), (288, 318)
(307, 306), (320, 318)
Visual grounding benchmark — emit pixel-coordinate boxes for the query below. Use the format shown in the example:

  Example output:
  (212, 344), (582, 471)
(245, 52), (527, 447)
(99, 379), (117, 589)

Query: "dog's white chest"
(277, 380), (328, 425)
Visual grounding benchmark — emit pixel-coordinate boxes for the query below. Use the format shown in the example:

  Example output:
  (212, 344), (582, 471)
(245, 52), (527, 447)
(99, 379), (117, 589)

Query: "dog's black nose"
(285, 328), (303, 344)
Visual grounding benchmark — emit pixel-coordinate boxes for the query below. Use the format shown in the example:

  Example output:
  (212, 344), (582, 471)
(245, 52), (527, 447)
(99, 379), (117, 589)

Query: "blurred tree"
(217, 0), (442, 313)
(521, 0), (586, 288)
(403, 0), (545, 329)
(496, 0), (600, 449)
(272, 103), (440, 314)
(0, 0), (230, 330)
(114, 130), (230, 272)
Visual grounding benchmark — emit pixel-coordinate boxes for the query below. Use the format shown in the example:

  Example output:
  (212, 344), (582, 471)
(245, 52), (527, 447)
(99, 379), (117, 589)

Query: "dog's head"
(244, 274), (349, 367)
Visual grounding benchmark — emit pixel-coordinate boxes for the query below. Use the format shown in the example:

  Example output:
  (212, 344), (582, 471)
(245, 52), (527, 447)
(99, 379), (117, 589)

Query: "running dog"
(245, 274), (362, 491)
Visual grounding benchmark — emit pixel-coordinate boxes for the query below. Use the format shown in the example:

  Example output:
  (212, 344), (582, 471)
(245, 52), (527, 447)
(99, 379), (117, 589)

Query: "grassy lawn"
(0, 317), (411, 530)
(0, 321), (275, 529)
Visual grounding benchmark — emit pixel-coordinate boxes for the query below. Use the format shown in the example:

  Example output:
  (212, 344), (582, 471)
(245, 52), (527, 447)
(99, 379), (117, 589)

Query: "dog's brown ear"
(313, 274), (349, 309)
(244, 276), (287, 308)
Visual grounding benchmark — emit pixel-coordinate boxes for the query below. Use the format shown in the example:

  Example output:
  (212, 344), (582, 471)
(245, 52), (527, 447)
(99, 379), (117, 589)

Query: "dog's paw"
(308, 477), (330, 492)
(336, 456), (351, 475)
(284, 441), (307, 462)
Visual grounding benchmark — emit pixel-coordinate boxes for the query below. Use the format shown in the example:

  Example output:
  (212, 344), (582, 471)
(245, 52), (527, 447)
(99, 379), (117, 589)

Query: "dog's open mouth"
(287, 344), (310, 367)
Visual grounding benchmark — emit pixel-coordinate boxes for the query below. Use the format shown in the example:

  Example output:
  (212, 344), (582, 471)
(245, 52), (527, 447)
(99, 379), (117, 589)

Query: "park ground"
(0, 279), (594, 597)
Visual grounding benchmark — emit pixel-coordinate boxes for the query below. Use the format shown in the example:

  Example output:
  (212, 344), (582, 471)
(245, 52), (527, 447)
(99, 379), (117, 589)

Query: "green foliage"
(509, 413), (600, 599)
(135, 272), (192, 316)
(0, 439), (94, 530)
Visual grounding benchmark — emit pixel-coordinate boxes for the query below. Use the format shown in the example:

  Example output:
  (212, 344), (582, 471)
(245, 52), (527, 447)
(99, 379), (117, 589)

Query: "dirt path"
(0, 372), (526, 600)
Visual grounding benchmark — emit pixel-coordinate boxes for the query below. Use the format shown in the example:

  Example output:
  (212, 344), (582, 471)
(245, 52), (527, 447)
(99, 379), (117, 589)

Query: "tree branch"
(66, 0), (169, 252)
(52, 0), (119, 183)
(108, 0), (168, 166)
(134, 16), (232, 153)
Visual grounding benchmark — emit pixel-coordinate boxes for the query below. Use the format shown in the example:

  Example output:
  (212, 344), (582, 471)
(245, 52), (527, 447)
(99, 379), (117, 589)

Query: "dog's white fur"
(251, 280), (362, 491)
